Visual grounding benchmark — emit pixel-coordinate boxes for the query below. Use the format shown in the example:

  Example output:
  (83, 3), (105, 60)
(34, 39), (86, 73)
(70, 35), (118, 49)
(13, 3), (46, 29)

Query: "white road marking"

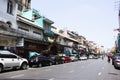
(69, 70), (74, 73)
(98, 72), (102, 76)
(49, 78), (55, 80)
(45, 69), (52, 71)
(10, 74), (24, 78)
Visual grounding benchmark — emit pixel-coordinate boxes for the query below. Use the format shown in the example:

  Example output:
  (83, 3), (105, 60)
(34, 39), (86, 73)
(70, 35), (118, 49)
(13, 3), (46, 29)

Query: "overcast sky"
(31, 0), (119, 49)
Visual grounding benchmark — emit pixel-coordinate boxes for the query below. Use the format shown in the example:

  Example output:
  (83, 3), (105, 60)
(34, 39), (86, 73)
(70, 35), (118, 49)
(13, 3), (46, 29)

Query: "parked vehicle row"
(0, 50), (94, 73)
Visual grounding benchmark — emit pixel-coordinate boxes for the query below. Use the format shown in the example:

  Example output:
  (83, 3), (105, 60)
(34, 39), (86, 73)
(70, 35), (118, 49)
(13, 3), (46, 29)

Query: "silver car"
(113, 55), (120, 69)
(0, 50), (28, 73)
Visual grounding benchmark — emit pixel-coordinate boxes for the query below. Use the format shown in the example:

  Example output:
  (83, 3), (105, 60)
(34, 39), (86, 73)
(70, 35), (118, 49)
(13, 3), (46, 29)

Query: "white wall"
(0, 0), (17, 29)
(17, 22), (44, 41)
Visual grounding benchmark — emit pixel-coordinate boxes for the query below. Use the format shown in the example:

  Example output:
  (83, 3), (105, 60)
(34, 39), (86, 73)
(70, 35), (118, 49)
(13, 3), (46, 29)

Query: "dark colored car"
(29, 54), (54, 67)
(50, 55), (64, 64)
(61, 56), (71, 63)
(112, 53), (120, 69)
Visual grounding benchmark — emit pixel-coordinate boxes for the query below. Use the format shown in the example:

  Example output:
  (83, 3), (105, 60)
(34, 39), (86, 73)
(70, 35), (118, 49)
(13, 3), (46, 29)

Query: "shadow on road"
(108, 72), (118, 75)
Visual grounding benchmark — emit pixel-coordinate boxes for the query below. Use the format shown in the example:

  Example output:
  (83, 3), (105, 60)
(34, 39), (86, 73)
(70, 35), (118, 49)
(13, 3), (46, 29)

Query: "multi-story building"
(0, 0), (18, 50)
(16, 8), (55, 57)
(21, 8), (54, 42)
(17, 0), (31, 15)
(52, 26), (85, 56)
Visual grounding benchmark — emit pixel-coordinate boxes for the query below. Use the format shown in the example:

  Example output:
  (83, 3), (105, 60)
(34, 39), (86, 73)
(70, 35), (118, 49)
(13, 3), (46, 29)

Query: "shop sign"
(16, 38), (24, 47)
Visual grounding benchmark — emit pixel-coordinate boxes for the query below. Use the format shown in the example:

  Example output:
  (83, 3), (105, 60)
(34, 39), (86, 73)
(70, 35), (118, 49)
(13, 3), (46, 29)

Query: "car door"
(0, 54), (13, 68)
(9, 54), (20, 67)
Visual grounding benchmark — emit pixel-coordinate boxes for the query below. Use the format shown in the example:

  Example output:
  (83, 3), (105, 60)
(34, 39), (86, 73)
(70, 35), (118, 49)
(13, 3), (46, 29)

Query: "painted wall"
(17, 21), (44, 41)
(0, 0), (17, 29)
(22, 9), (33, 20)
(35, 18), (44, 28)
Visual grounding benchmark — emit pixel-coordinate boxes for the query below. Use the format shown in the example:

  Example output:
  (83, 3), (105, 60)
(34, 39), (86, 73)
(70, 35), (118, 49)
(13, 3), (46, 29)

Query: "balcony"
(0, 28), (43, 41)
(44, 29), (54, 36)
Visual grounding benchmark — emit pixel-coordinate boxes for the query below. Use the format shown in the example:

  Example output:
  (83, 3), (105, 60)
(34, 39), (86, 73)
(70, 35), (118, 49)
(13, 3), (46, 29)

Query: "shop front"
(0, 35), (17, 52)
(16, 39), (49, 59)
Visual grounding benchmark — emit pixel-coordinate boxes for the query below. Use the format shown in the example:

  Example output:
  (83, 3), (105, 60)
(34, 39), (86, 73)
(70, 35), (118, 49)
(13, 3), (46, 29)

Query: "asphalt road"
(0, 57), (120, 80)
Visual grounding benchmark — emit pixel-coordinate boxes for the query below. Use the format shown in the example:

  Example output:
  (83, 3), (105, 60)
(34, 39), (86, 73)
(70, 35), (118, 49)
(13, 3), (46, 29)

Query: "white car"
(79, 55), (87, 60)
(0, 50), (28, 73)
(70, 55), (78, 61)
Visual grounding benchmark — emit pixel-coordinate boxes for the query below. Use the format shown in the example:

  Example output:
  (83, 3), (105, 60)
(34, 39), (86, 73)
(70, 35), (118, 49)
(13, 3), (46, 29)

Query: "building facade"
(0, 0), (18, 51)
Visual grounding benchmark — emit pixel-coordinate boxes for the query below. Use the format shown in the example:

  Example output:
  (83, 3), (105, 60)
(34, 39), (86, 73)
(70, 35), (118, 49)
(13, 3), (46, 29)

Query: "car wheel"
(61, 61), (65, 64)
(55, 62), (58, 65)
(49, 62), (52, 66)
(37, 63), (42, 67)
(29, 64), (33, 67)
(112, 61), (114, 65)
(21, 62), (27, 70)
(114, 65), (118, 69)
(0, 65), (3, 73)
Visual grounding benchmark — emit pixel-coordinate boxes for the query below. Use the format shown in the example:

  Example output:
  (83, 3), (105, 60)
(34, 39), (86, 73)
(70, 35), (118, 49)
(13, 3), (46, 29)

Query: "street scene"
(0, 0), (120, 80)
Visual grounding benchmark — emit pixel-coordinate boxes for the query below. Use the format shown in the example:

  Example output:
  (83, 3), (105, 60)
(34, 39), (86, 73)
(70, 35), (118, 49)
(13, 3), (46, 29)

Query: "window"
(18, 27), (29, 32)
(59, 38), (61, 42)
(0, 54), (17, 58)
(18, 3), (23, 11)
(33, 31), (41, 35)
(7, 0), (13, 14)
(0, 54), (10, 58)
(9, 54), (17, 58)
(59, 30), (64, 34)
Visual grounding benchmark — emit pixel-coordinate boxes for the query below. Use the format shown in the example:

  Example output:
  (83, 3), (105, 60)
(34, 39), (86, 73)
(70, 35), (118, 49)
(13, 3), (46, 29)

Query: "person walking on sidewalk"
(107, 52), (111, 63)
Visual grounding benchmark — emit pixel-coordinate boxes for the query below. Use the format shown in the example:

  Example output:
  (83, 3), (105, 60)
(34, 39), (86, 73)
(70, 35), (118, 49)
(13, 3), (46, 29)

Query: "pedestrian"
(102, 55), (104, 60)
(107, 53), (111, 63)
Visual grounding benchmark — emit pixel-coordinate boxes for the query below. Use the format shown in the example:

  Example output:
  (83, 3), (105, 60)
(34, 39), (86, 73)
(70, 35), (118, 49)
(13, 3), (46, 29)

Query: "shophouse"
(51, 26), (85, 56)
(16, 8), (55, 57)
(0, 0), (18, 51)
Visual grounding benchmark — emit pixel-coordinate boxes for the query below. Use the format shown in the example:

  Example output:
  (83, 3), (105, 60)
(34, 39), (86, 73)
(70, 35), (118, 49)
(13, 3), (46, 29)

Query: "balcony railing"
(44, 29), (54, 35)
(0, 28), (43, 41)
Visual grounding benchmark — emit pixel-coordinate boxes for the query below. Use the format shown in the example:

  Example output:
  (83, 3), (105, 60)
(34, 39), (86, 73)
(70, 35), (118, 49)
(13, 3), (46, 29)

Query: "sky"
(31, 0), (119, 49)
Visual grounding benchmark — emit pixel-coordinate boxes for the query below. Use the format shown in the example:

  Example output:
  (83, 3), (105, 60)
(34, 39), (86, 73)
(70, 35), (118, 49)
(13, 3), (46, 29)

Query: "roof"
(0, 50), (13, 54)
(43, 18), (54, 24)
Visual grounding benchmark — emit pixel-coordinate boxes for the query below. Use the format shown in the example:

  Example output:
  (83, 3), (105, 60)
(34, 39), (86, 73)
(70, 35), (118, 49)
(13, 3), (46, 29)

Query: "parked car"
(0, 50), (28, 73)
(29, 53), (54, 67)
(112, 53), (120, 69)
(92, 56), (99, 59)
(61, 56), (71, 63)
(50, 55), (64, 64)
(89, 55), (94, 59)
(79, 55), (87, 60)
(69, 55), (78, 62)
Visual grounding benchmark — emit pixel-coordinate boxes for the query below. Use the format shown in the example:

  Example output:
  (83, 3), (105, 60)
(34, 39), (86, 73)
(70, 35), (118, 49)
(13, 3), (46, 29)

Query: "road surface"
(0, 58), (120, 80)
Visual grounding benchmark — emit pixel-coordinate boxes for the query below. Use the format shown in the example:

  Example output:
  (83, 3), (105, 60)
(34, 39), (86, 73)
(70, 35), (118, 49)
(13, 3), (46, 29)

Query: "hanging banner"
(16, 38), (24, 47)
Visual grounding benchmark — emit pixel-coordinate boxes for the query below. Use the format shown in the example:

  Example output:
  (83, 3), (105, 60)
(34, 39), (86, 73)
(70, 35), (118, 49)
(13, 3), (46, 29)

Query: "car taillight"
(62, 57), (65, 60)
(116, 60), (120, 63)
